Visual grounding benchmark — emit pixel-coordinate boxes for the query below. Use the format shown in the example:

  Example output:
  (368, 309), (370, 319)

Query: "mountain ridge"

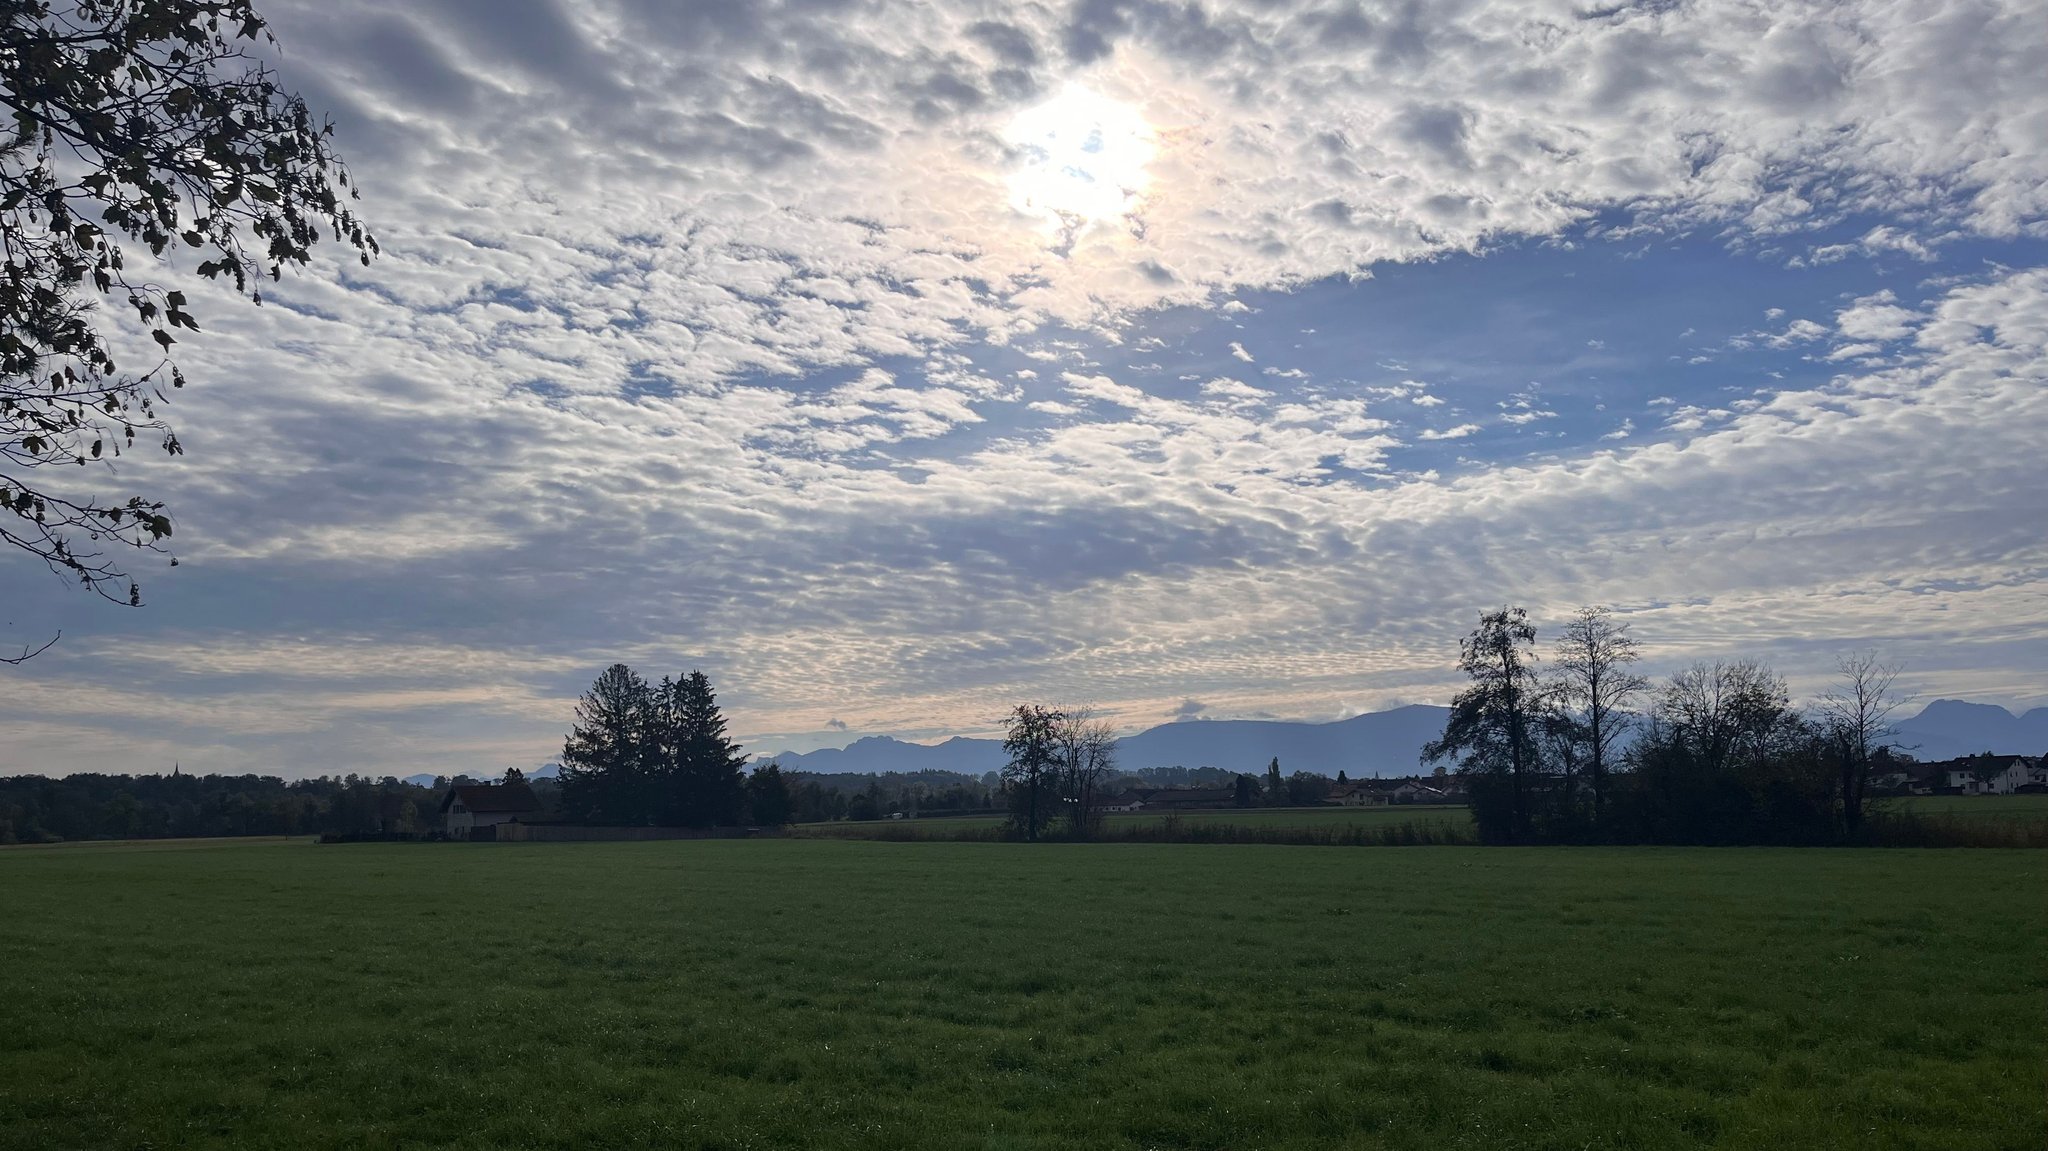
(757, 697), (2047, 778)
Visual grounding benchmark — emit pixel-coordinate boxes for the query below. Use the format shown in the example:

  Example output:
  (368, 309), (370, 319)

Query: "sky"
(4, 0), (2046, 778)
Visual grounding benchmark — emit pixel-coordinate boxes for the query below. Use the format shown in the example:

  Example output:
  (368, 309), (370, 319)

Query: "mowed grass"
(2, 841), (2043, 1150)
(803, 804), (1474, 838)
(1896, 793), (2048, 822)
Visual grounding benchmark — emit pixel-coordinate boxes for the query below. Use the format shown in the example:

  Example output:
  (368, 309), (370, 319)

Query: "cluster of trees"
(0, 771), (452, 843)
(1426, 606), (1908, 844)
(556, 664), (790, 827)
(784, 769), (998, 823)
(999, 704), (1119, 839)
(1227, 757), (1343, 807)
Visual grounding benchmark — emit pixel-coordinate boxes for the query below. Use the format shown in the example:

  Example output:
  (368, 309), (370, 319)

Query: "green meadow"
(3, 839), (2043, 1150)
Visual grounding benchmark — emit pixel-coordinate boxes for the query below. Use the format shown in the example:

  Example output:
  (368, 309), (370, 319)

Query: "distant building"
(1137, 787), (1237, 810)
(1097, 791), (1146, 813)
(1905, 755), (2040, 795)
(1325, 783), (1389, 806)
(440, 782), (542, 838)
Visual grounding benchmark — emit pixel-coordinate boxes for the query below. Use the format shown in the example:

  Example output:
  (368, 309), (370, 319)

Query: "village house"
(1325, 782), (1389, 806)
(1899, 755), (2041, 796)
(439, 781), (542, 838)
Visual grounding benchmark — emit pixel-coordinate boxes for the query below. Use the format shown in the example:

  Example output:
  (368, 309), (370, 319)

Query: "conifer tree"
(559, 664), (652, 824)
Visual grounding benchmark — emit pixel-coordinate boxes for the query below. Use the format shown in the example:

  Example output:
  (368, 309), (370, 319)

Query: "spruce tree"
(559, 664), (652, 824)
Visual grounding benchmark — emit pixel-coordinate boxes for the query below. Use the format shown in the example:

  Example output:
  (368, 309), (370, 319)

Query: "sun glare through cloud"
(1004, 85), (1155, 228)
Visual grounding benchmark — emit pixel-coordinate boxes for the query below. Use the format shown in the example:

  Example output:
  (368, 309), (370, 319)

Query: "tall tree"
(1001, 703), (1062, 841)
(653, 670), (747, 826)
(2, 1), (374, 609)
(1053, 709), (1117, 839)
(1263, 756), (1284, 806)
(1424, 607), (1545, 842)
(1549, 606), (1649, 826)
(558, 664), (651, 824)
(1817, 651), (1907, 838)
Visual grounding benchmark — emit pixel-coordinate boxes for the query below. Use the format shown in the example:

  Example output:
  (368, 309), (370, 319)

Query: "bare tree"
(1550, 606), (1649, 824)
(1656, 659), (1794, 777)
(1054, 708), (1119, 839)
(1817, 651), (1908, 837)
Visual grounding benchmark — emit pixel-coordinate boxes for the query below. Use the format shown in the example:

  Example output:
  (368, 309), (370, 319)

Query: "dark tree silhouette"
(1424, 606), (1545, 842)
(745, 762), (793, 826)
(1001, 703), (1062, 840)
(2, 1), (374, 609)
(1550, 606), (1648, 824)
(559, 664), (650, 824)
(1263, 756), (1283, 806)
(1817, 651), (1908, 837)
(653, 670), (747, 826)
(1053, 708), (1117, 839)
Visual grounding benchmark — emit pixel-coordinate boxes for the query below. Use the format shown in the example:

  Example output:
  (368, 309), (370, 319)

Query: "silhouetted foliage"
(1001, 703), (1062, 840)
(558, 663), (748, 827)
(1, 0), (374, 608)
(745, 762), (793, 826)
(0, 771), (442, 843)
(1424, 607), (1546, 842)
(1429, 606), (1920, 845)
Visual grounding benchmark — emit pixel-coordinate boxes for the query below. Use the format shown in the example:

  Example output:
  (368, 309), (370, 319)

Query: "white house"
(1326, 783), (1389, 806)
(1097, 791), (1145, 813)
(440, 782), (542, 838)
(1925, 756), (2037, 795)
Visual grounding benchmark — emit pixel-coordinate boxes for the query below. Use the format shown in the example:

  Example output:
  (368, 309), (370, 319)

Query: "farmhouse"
(440, 781), (542, 838)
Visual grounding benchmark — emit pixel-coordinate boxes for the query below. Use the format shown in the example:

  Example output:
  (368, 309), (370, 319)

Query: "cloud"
(5, 0), (2046, 777)
(1169, 698), (1208, 721)
(826, 718), (849, 731)
(1835, 290), (1923, 342)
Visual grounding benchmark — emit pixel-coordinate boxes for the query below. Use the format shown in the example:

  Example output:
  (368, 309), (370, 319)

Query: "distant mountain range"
(759, 697), (2047, 778)
(1890, 699), (2048, 762)
(760, 705), (1454, 779)
(403, 763), (559, 788)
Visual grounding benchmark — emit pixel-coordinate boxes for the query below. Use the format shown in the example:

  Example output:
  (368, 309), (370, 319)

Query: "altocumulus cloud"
(3, 0), (2046, 776)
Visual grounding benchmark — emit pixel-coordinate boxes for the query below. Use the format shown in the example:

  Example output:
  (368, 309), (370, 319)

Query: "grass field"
(798, 795), (2048, 842)
(1895, 793), (2048, 821)
(798, 804), (1476, 839)
(3, 839), (2043, 1150)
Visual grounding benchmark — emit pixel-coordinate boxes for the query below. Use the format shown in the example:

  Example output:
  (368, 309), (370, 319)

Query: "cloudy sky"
(5, 0), (2046, 778)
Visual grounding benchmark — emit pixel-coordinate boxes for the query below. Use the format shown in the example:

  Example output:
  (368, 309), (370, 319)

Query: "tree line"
(0, 772), (456, 844)
(1425, 605), (1910, 845)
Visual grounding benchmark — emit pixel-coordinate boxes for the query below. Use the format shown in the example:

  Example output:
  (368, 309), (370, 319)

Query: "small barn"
(440, 781), (542, 839)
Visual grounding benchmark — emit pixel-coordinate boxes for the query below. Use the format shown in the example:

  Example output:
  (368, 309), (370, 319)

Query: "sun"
(1004, 85), (1155, 226)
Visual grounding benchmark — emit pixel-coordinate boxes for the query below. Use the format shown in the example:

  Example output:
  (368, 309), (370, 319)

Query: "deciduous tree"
(1549, 606), (1649, 825)
(2, 1), (375, 610)
(1424, 606), (1545, 842)
(1817, 651), (1907, 837)
(1001, 703), (1062, 841)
